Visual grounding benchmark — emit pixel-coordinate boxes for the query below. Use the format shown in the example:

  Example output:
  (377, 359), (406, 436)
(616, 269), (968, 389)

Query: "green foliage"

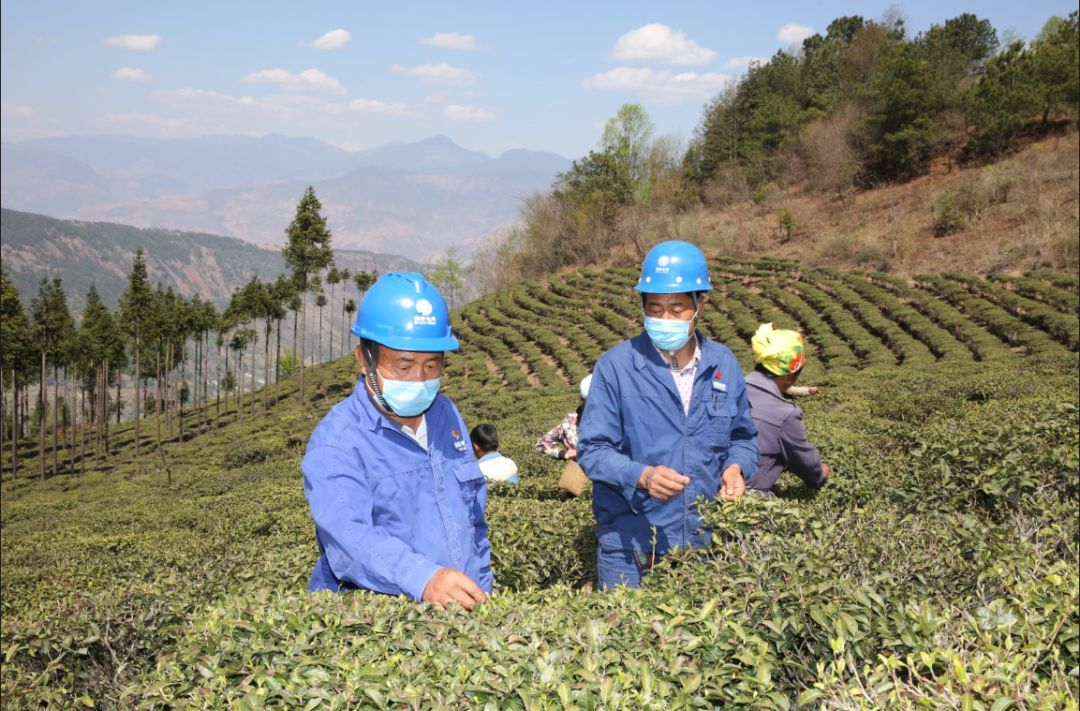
(277, 349), (299, 379)
(427, 247), (465, 309)
(1, 260), (1078, 708)
(779, 208), (795, 241)
(934, 188), (971, 236)
(282, 187), (334, 292)
(684, 9), (1075, 205)
(0, 269), (33, 378)
(599, 103), (655, 188)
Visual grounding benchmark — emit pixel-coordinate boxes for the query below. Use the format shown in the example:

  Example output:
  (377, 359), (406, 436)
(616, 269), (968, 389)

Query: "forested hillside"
(478, 11), (1079, 290)
(0, 209), (421, 310)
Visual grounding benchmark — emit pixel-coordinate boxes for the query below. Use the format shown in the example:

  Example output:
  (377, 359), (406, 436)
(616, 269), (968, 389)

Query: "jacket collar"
(745, 369), (786, 401)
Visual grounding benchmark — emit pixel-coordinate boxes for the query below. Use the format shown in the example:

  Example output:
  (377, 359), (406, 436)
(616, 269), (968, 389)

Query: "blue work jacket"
(302, 381), (492, 599)
(578, 333), (758, 554)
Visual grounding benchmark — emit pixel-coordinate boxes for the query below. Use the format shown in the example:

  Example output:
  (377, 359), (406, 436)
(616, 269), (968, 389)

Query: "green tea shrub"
(2, 261), (1078, 708)
(222, 444), (275, 470)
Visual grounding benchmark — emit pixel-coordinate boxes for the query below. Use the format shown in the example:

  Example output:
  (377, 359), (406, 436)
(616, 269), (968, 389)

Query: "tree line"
(474, 10), (1078, 289)
(0, 187), (376, 480)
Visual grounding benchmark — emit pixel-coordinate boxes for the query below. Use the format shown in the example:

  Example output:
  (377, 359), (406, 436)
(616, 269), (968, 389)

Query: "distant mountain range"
(0, 134), (569, 260)
(0, 208), (422, 312)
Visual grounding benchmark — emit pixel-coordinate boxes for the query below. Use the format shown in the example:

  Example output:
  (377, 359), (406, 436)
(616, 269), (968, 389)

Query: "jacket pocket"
(452, 460), (486, 525)
(705, 396), (733, 450)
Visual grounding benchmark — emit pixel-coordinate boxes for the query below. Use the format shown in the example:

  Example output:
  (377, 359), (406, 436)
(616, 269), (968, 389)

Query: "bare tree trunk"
(11, 370), (19, 477)
(105, 358), (112, 456)
(215, 338), (221, 422)
(38, 351), (46, 480)
(134, 336), (142, 463)
(263, 319), (271, 414)
(7, 369), (17, 477)
(79, 384), (86, 476)
(299, 288), (307, 405)
(68, 369), (76, 474)
(203, 330), (210, 431)
(275, 318), (282, 407)
(164, 342), (172, 442)
(318, 304), (324, 365)
(154, 349), (170, 484)
(178, 341), (185, 444)
(95, 364), (102, 459)
(250, 338), (256, 419)
(1, 368), (6, 477)
(52, 365), (59, 478)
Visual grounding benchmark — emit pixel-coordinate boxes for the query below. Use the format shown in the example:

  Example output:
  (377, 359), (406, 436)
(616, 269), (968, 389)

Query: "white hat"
(579, 374), (593, 400)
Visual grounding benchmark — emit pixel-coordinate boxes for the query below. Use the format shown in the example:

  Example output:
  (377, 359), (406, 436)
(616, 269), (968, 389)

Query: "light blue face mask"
(379, 376), (441, 417)
(644, 316), (695, 353)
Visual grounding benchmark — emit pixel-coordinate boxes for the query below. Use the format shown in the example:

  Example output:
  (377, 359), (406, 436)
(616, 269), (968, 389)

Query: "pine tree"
(282, 187), (334, 406)
(119, 248), (154, 465)
(30, 278), (73, 479)
(0, 269), (33, 477)
(79, 284), (121, 461)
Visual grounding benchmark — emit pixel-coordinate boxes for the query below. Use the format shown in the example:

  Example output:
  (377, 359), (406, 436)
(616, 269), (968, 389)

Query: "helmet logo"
(414, 298), (437, 325)
(658, 255), (670, 267)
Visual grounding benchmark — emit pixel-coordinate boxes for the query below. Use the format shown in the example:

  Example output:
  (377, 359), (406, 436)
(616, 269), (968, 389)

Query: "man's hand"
(821, 462), (831, 481)
(421, 568), (487, 610)
(638, 466), (689, 501)
(718, 464), (745, 501)
(564, 448), (577, 461)
(808, 386), (820, 395)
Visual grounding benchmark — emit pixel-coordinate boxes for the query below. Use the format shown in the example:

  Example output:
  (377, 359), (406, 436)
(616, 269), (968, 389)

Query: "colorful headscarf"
(751, 323), (806, 376)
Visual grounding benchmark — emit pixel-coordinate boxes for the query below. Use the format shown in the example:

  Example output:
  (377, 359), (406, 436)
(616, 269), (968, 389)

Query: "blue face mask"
(379, 376), (441, 417)
(644, 316), (694, 353)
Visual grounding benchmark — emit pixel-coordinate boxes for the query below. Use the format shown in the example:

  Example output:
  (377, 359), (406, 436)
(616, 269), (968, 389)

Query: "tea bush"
(2, 259), (1077, 708)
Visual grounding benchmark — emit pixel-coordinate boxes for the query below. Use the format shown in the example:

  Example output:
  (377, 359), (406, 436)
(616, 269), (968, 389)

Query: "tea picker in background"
(471, 424), (519, 484)
(744, 323), (830, 497)
(577, 241), (758, 589)
(535, 374), (593, 495)
(535, 374), (592, 461)
(302, 272), (491, 610)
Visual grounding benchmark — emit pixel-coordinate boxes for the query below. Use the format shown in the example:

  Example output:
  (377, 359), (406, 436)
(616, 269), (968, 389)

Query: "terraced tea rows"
(446, 259), (1079, 389)
(2, 258), (1077, 709)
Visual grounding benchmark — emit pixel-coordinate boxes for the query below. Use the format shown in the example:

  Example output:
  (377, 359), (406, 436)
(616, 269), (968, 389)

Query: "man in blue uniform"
(303, 272), (491, 609)
(577, 241), (758, 589)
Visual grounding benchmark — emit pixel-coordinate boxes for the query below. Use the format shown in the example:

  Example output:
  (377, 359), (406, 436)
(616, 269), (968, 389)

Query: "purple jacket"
(744, 370), (825, 492)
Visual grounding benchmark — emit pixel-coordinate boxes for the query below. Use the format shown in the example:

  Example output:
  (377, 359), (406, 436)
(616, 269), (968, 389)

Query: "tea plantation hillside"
(2, 259), (1078, 708)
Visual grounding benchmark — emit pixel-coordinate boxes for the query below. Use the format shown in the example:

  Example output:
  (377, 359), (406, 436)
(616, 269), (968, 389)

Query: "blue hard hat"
(635, 240), (712, 293)
(352, 272), (460, 351)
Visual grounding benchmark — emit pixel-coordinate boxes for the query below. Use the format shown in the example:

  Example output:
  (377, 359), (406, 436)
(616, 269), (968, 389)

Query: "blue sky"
(2, 1), (1075, 159)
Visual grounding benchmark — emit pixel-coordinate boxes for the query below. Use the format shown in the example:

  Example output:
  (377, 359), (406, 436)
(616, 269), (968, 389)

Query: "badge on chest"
(452, 429), (469, 452)
(712, 371), (727, 393)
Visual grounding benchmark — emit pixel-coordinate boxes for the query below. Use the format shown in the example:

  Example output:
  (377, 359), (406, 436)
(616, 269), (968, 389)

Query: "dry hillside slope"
(693, 131), (1079, 275)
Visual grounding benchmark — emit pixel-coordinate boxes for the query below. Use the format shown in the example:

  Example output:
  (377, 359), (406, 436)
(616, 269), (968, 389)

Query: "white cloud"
(241, 68), (346, 94)
(777, 23), (815, 45)
(348, 98), (415, 116)
(391, 62), (479, 86)
(443, 104), (493, 122)
(312, 28), (351, 50)
(611, 23), (717, 66)
(419, 32), (478, 51)
(1, 103), (34, 117)
(113, 67), (151, 82)
(104, 34), (162, 51)
(582, 67), (732, 104)
(722, 56), (766, 71)
(152, 87), (292, 118)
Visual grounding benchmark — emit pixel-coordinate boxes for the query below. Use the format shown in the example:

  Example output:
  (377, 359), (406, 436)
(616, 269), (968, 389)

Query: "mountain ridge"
(1, 133), (569, 259)
(0, 208), (423, 312)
